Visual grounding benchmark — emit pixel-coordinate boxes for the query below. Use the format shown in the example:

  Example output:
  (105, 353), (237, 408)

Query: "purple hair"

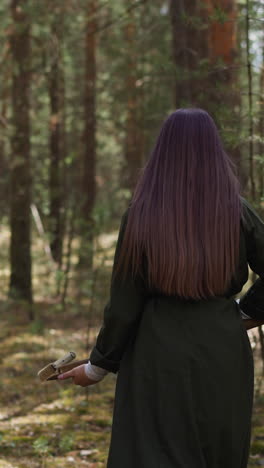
(115, 108), (242, 300)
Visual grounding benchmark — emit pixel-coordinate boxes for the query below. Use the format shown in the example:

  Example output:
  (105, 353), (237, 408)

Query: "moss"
(251, 440), (264, 455)
(0, 305), (113, 467)
(253, 426), (264, 437)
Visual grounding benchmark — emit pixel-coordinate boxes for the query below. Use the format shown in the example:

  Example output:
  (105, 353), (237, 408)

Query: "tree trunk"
(258, 45), (264, 200)
(0, 90), (8, 215)
(170, 0), (238, 107)
(170, 0), (245, 186)
(78, 0), (97, 269)
(9, 0), (32, 304)
(207, 0), (245, 184)
(123, 1), (144, 193)
(170, 0), (209, 108)
(205, 0), (238, 106)
(48, 18), (65, 264)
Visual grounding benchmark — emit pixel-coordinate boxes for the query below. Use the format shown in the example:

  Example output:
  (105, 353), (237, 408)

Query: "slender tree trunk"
(244, 0), (255, 199)
(0, 91), (8, 214)
(9, 0), (32, 304)
(48, 19), (65, 264)
(78, 0), (97, 268)
(258, 45), (264, 200)
(123, 1), (144, 192)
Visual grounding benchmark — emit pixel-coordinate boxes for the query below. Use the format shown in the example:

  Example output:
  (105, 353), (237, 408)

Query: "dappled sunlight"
(3, 413), (70, 428)
(0, 461), (19, 468)
(0, 303), (114, 467)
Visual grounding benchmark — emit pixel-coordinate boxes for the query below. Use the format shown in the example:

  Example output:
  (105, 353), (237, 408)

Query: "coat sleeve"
(88, 209), (147, 373)
(242, 197), (264, 280)
(239, 198), (264, 319)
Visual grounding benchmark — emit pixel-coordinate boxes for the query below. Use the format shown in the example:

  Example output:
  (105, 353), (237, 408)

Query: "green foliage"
(251, 440), (264, 455)
(58, 434), (75, 453)
(28, 318), (45, 335)
(33, 436), (52, 456)
(210, 6), (229, 23)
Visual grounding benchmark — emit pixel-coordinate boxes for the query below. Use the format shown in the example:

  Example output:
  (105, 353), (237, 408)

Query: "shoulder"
(120, 202), (132, 226)
(117, 204), (132, 238)
(120, 207), (129, 225)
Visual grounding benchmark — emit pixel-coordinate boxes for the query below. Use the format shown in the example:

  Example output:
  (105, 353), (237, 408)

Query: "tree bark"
(170, 0), (245, 186)
(0, 89), (8, 215)
(258, 45), (264, 200)
(170, 0), (238, 107)
(48, 18), (65, 264)
(123, 1), (144, 192)
(9, 0), (32, 304)
(170, 0), (209, 108)
(207, 0), (245, 184)
(78, 0), (97, 269)
(205, 0), (239, 111)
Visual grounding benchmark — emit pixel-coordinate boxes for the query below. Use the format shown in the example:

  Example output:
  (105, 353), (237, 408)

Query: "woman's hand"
(58, 364), (98, 387)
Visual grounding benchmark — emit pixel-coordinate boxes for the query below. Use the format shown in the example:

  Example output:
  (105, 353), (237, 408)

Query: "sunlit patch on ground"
(0, 304), (114, 467)
(0, 307), (264, 468)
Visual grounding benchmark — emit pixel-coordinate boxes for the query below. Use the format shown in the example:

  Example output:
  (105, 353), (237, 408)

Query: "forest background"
(1, 0), (264, 467)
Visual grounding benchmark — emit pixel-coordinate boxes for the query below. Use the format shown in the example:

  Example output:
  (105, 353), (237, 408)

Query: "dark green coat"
(89, 197), (263, 468)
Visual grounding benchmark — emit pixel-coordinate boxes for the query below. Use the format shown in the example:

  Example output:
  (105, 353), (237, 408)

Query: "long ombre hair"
(115, 108), (242, 300)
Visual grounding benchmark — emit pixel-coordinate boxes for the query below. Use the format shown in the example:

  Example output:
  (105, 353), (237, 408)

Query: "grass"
(0, 301), (114, 468)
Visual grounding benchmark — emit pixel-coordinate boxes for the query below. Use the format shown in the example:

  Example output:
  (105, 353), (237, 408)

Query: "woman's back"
(88, 194), (264, 468)
(103, 197), (260, 468)
(88, 110), (264, 468)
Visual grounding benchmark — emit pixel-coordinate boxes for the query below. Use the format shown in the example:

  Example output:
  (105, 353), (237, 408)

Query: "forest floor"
(0, 304), (264, 468)
(0, 302), (113, 468)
